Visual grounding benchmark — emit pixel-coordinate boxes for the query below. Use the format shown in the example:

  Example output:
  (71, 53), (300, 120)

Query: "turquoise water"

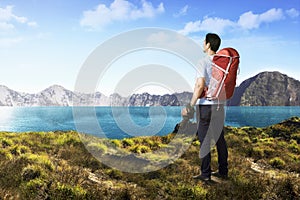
(0, 106), (299, 139)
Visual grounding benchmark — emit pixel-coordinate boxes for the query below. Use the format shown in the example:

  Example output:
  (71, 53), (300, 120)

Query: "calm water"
(0, 106), (299, 139)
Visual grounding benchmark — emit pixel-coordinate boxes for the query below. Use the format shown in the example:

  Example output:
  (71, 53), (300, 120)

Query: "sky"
(0, 0), (300, 95)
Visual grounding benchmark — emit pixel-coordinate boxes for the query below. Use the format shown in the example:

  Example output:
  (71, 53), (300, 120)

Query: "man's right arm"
(182, 77), (205, 117)
(190, 77), (205, 106)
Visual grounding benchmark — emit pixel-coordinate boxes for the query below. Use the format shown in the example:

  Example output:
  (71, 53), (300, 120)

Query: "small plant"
(105, 168), (123, 179)
(20, 178), (48, 199)
(52, 182), (87, 199)
(25, 153), (54, 171)
(0, 149), (13, 160)
(1, 138), (13, 148)
(251, 146), (264, 159)
(288, 139), (299, 153)
(21, 165), (42, 181)
(269, 157), (286, 169)
(144, 138), (155, 147)
(122, 138), (135, 147)
(130, 145), (151, 154)
(242, 136), (251, 144)
(192, 140), (200, 146)
(291, 132), (300, 143)
(111, 139), (122, 148)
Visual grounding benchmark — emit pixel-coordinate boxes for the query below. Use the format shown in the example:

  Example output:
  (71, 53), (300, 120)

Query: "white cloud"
(286, 8), (299, 18)
(80, 0), (164, 30)
(201, 17), (236, 33)
(174, 5), (189, 17)
(0, 5), (37, 32)
(259, 8), (284, 22)
(131, 0), (164, 19)
(237, 11), (259, 29)
(179, 8), (290, 35)
(178, 20), (201, 35)
(179, 17), (235, 35)
(238, 8), (284, 30)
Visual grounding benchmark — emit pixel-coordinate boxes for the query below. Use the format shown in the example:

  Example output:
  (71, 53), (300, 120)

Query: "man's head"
(204, 33), (221, 53)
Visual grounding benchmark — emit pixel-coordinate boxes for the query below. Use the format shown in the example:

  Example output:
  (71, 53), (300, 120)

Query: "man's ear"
(204, 42), (210, 51)
(206, 42), (211, 49)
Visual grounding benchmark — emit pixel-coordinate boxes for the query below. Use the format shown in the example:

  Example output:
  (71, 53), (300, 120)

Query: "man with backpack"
(182, 33), (231, 182)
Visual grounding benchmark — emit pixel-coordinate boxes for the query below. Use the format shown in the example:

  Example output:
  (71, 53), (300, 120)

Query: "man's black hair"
(205, 33), (221, 52)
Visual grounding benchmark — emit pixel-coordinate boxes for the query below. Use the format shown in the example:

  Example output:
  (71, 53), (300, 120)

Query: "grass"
(0, 117), (299, 199)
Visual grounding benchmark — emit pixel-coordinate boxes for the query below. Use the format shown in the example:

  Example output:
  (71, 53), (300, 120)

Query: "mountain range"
(0, 71), (299, 106)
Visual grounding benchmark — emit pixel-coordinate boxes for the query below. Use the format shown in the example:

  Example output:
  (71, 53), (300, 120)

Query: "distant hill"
(0, 71), (299, 106)
(228, 71), (300, 106)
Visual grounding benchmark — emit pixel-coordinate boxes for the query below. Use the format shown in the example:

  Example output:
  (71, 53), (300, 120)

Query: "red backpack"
(201, 47), (240, 100)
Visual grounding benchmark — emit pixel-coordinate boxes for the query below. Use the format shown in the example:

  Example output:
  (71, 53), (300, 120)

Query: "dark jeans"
(197, 105), (228, 178)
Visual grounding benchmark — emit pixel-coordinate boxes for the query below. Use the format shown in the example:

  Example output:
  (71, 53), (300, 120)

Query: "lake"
(0, 106), (299, 139)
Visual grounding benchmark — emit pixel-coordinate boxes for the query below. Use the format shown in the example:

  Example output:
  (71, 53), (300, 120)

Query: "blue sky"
(0, 0), (299, 94)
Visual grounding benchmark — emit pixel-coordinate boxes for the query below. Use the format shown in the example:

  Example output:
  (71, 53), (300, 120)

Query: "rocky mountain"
(0, 71), (299, 106)
(0, 85), (180, 106)
(0, 85), (26, 106)
(128, 93), (179, 106)
(0, 85), (109, 107)
(228, 71), (300, 106)
(173, 92), (193, 106)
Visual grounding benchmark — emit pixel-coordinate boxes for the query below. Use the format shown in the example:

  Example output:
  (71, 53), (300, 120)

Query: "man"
(182, 33), (228, 181)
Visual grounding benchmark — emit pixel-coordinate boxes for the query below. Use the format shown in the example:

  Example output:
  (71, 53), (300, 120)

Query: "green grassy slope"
(0, 117), (299, 199)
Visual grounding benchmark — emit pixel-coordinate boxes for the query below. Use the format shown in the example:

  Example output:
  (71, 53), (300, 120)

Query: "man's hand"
(181, 104), (195, 119)
(181, 107), (188, 116)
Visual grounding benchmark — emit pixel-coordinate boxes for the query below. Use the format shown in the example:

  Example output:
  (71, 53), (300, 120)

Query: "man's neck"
(207, 49), (216, 56)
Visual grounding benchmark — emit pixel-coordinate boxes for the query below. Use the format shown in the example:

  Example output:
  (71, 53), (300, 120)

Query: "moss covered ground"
(0, 117), (299, 199)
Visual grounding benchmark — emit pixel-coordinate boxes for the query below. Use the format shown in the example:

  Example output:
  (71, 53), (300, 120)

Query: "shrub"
(111, 139), (122, 148)
(161, 133), (175, 144)
(252, 147), (264, 159)
(242, 136), (251, 144)
(144, 138), (154, 147)
(269, 157), (286, 169)
(263, 146), (275, 157)
(20, 178), (48, 199)
(122, 138), (135, 147)
(25, 153), (54, 171)
(291, 132), (300, 143)
(1, 138), (13, 148)
(288, 139), (299, 153)
(105, 169), (123, 179)
(21, 165), (42, 181)
(192, 140), (200, 146)
(226, 133), (242, 147)
(9, 145), (30, 156)
(130, 145), (151, 154)
(56, 132), (81, 146)
(0, 149), (13, 160)
(52, 182), (87, 199)
(176, 184), (207, 199)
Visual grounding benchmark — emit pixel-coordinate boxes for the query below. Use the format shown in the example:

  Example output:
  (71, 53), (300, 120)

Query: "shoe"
(192, 174), (211, 181)
(211, 171), (228, 179)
